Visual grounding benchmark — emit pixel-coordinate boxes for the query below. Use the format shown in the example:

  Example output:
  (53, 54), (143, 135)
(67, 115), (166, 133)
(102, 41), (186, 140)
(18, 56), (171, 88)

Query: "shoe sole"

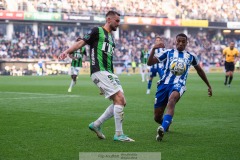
(89, 126), (105, 139)
(156, 127), (164, 141)
(114, 137), (135, 142)
(114, 139), (135, 142)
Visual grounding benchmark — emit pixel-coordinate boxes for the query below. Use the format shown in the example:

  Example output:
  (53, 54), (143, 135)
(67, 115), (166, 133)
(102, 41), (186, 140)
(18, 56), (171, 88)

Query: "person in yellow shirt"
(222, 42), (239, 87)
(131, 58), (136, 74)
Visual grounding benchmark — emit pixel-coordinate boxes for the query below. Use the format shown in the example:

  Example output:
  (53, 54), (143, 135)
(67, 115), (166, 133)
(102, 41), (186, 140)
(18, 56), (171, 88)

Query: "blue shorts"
(150, 68), (163, 78)
(154, 82), (186, 108)
(150, 68), (158, 78)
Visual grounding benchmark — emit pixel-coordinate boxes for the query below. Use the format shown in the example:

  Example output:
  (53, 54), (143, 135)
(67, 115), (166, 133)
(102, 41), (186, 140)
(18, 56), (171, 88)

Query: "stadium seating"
(2, 0), (240, 22)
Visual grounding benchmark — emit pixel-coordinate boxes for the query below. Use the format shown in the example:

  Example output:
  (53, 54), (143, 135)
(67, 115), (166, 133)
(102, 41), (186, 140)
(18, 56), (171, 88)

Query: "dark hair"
(106, 11), (120, 17)
(176, 33), (188, 40)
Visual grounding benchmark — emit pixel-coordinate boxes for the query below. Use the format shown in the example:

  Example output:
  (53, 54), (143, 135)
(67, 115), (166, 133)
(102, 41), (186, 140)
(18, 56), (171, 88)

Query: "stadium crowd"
(1, 26), (240, 67)
(1, 0), (240, 22)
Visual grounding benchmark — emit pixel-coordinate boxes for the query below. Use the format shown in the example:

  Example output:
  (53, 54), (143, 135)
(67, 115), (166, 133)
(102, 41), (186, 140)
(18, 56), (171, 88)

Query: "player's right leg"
(89, 122), (106, 139)
(146, 70), (155, 94)
(68, 75), (74, 92)
(228, 65), (234, 87)
(90, 71), (134, 141)
(68, 67), (78, 92)
(154, 83), (169, 141)
(154, 107), (165, 141)
(160, 85), (185, 140)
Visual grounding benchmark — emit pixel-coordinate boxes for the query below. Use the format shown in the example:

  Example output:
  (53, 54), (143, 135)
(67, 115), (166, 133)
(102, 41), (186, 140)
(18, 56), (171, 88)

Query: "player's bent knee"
(113, 91), (126, 106)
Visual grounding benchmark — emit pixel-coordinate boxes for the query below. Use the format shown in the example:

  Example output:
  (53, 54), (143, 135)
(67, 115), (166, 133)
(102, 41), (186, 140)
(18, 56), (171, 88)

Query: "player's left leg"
(224, 62), (229, 85)
(89, 103), (114, 139)
(228, 64), (234, 87)
(68, 75), (77, 92)
(141, 68), (145, 82)
(228, 71), (233, 87)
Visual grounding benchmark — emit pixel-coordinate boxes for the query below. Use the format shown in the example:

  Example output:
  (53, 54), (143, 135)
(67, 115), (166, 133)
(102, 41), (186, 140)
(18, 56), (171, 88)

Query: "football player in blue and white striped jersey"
(146, 36), (165, 94)
(147, 33), (212, 142)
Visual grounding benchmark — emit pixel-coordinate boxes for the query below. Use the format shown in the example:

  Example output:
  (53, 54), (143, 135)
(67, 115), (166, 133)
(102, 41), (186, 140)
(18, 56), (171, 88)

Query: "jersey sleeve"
(191, 53), (199, 66)
(83, 27), (98, 45)
(154, 48), (165, 58)
(154, 49), (168, 62)
(235, 49), (239, 56)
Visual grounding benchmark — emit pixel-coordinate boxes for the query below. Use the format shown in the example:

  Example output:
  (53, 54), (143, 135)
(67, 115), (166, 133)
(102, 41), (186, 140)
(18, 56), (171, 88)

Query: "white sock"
(141, 72), (145, 81)
(69, 80), (75, 89)
(114, 105), (124, 136)
(94, 104), (114, 127)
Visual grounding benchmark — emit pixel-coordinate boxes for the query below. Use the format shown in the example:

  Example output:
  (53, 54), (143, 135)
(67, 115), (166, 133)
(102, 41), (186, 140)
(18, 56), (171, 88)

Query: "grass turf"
(0, 73), (240, 160)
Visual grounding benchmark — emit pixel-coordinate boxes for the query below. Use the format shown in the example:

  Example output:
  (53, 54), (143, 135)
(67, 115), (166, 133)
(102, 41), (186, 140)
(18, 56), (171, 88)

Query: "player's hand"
(58, 51), (68, 60)
(153, 43), (165, 49)
(208, 87), (212, 97)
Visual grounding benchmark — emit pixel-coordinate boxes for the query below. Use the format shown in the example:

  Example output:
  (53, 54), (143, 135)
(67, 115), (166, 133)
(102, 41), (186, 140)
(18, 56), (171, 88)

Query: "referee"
(223, 42), (239, 87)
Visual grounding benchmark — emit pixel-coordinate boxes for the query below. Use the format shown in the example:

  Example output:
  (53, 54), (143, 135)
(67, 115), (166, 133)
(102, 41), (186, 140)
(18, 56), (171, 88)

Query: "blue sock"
(162, 114), (172, 132)
(147, 80), (152, 89)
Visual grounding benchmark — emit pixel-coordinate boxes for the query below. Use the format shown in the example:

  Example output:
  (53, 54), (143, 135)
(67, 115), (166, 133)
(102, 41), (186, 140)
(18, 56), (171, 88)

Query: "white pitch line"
(0, 95), (79, 100)
(0, 91), (82, 98)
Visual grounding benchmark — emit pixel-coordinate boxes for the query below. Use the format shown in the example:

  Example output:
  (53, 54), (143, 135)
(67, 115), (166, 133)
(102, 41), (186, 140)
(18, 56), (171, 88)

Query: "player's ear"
(106, 16), (111, 23)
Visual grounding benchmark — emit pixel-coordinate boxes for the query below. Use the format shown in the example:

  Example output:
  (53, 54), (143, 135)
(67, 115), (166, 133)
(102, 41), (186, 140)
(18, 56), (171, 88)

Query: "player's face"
(176, 36), (187, 51)
(230, 42), (235, 50)
(155, 38), (162, 45)
(109, 15), (120, 31)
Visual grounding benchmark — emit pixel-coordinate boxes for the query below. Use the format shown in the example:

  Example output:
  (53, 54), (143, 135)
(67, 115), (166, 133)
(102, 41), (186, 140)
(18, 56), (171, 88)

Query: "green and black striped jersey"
(83, 27), (115, 75)
(140, 49), (148, 64)
(70, 47), (86, 67)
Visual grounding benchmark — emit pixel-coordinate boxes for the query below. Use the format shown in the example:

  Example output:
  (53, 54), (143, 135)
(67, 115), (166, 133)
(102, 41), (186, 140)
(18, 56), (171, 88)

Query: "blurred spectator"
(1, 24), (240, 69)
(1, 0), (239, 22)
(0, 0), (6, 10)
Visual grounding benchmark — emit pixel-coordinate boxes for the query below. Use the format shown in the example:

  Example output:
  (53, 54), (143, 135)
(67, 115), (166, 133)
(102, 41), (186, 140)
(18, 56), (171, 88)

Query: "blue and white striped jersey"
(148, 48), (166, 69)
(154, 49), (199, 85)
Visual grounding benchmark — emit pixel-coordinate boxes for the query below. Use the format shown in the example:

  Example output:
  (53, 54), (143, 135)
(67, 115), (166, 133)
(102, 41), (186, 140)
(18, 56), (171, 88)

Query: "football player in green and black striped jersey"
(68, 37), (87, 92)
(140, 45), (149, 82)
(59, 11), (134, 142)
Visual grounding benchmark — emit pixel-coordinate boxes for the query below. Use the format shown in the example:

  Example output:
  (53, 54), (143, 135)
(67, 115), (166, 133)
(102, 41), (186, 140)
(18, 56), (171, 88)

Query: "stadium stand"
(2, 0), (240, 22)
(1, 27), (239, 66)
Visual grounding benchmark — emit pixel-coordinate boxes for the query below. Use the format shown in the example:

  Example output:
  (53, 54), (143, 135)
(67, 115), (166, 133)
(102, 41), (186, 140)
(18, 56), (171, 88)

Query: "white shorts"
(91, 71), (124, 99)
(70, 67), (80, 75)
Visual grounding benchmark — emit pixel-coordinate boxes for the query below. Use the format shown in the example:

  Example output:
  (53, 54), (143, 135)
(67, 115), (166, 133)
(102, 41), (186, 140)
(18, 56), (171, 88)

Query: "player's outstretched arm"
(68, 53), (75, 60)
(147, 43), (164, 66)
(194, 65), (212, 97)
(59, 40), (86, 60)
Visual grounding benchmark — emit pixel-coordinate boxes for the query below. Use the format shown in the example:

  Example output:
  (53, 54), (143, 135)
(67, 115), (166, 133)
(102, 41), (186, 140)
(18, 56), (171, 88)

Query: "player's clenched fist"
(58, 52), (68, 60)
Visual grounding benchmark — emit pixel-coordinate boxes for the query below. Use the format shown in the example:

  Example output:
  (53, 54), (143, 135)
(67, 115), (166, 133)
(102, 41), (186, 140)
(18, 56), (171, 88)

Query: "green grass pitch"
(0, 73), (240, 160)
